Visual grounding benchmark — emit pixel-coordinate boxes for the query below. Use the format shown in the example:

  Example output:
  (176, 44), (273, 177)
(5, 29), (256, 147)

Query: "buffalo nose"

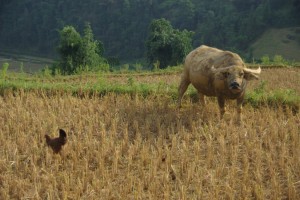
(230, 82), (240, 89)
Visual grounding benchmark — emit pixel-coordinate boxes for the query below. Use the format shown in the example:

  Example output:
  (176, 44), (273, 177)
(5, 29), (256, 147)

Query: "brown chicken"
(45, 129), (67, 154)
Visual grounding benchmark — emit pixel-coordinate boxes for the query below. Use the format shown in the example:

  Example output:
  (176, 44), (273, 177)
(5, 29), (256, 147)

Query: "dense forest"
(0, 0), (299, 62)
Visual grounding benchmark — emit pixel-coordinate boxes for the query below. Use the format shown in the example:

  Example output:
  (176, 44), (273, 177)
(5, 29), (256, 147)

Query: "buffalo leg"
(217, 96), (225, 119)
(198, 92), (206, 106)
(236, 96), (244, 123)
(178, 78), (190, 108)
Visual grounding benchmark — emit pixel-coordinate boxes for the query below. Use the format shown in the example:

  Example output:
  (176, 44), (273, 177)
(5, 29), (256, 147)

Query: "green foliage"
(133, 63), (142, 72)
(56, 23), (107, 75)
(120, 64), (130, 73)
(41, 66), (52, 78)
(19, 62), (24, 73)
(127, 76), (135, 86)
(261, 55), (271, 65)
(99, 63), (110, 72)
(273, 55), (287, 65)
(261, 54), (289, 65)
(79, 23), (105, 71)
(146, 18), (194, 69)
(57, 26), (82, 74)
(254, 80), (267, 94)
(1, 62), (9, 79)
(153, 61), (160, 71)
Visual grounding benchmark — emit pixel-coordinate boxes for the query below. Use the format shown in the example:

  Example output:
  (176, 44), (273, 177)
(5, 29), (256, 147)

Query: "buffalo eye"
(223, 72), (229, 78)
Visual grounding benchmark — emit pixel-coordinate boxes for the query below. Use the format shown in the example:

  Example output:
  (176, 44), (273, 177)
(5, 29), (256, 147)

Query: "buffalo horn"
(244, 66), (261, 74)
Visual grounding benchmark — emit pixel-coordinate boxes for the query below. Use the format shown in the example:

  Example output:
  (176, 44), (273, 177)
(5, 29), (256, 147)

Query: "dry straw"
(0, 67), (299, 199)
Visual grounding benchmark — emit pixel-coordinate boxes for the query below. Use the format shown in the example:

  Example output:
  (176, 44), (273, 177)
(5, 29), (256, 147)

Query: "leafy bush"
(120, 64), (129, 73)
(272, 55), (288, 65)
(133, 63), (143, 72)
(260, 54), (290, 66)
(261, 55), (270, 65)
(41, 65), (52, 78)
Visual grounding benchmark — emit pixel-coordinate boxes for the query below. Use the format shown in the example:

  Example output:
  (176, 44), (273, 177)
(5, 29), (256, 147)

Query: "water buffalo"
(178, 45), (261, 123)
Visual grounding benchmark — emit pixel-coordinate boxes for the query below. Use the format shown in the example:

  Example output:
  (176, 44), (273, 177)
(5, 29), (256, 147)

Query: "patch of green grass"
(245, 81), (299, 112)
(1, 63), (9, 79)
(0, 71), (299, 112)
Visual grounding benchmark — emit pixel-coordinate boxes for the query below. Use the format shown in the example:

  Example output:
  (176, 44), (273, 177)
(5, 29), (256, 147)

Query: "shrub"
(1, 62), (9, 79)
(42, 65), (52, 77)
(120, 64), (129, 72)
(133, 63), (143, 72)
(261, 55), (270, 65)
(273, 55), (285, 65)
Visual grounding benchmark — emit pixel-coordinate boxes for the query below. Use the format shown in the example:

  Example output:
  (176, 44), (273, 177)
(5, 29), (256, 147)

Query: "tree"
(57, 24), (107, 75)
(57, 26), (82, 74)
(78, 23), (104, 71)
(171, 29), (194, 64)
(146, 18), (194, 69)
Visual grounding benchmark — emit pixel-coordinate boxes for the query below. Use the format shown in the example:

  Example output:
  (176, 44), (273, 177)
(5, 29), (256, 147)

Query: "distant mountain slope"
(250, 27), (300, 61)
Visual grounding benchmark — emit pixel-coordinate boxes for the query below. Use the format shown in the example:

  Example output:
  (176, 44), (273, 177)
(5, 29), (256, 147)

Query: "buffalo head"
(212, 65), (261, 94)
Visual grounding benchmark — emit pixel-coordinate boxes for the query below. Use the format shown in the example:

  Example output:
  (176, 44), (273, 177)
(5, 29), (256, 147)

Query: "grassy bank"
(1, 67), (299, 113)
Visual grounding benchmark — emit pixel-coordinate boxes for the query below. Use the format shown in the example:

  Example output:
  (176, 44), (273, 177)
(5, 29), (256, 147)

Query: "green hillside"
(251, 27), (300, 61)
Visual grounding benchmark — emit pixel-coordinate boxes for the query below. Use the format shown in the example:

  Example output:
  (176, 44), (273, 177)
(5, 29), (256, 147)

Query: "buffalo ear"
(244, 72), (259, 80)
